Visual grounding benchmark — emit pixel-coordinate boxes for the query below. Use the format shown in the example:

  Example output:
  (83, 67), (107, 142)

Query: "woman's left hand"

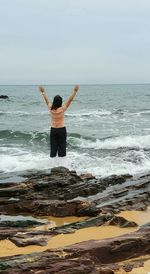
(74, 85), (79, 92)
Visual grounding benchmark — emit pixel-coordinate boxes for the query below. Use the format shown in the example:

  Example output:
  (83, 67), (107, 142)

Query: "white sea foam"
(1, 148), (150, 178)
(0, 151), (50, 173)
(0, 109), (112, 118)
(66, 109), (112, 118)
(65, 151), (150, 177)
(0, 110), (47, 116)
(0, 147), (24, 155)
(133, 110), (150, 116)
(68, 134), (150, 150)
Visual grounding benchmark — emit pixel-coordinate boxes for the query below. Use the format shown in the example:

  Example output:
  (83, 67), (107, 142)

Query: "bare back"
(50, 105), (67, 128)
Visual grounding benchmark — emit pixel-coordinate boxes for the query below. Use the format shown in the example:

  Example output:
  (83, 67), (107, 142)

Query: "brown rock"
(0, 225), (149, 273)
(0, 168), (149, 218)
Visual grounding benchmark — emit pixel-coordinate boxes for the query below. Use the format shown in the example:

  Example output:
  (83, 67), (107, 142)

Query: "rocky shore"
(0, 167), (150, 273)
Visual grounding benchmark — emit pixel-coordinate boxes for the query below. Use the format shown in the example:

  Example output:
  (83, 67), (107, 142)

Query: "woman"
(39, 85), (79, 157)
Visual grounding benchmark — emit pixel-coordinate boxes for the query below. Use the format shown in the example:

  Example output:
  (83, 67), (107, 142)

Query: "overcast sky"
(0, 0), (150, 84)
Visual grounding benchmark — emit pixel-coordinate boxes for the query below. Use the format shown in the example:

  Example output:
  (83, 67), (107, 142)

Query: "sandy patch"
(0, 225), (136, 257)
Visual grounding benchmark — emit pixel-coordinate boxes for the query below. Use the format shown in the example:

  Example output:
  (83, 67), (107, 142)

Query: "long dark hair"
(51, 95), (62, 110)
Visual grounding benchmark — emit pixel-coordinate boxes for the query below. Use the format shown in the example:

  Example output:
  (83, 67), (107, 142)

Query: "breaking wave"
(0, 149), (150, 178)
(1, 130), (150, 151)
(68, 134), (150, 150)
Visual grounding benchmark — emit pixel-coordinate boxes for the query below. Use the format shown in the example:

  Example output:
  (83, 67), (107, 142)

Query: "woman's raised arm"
(64, 85), (79, 109)
(39, 86), (52, 109)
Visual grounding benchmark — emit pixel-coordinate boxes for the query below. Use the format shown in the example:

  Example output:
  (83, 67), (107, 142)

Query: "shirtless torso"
(50, 106), (67, 128)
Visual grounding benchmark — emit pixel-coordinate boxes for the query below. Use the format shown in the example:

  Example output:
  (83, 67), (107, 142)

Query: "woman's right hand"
(74, 85), (79, 92)
(39, 86), (45, 94)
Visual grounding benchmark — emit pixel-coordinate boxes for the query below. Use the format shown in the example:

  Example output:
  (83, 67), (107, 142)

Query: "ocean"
(1, 84), (150, 179)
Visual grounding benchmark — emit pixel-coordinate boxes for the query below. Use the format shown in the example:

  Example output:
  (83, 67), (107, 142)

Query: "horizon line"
(0, 82), (150, 86)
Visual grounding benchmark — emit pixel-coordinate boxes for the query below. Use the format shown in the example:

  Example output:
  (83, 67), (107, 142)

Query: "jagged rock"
(139, 222), (150, 229)
(0, 95), (9, 99)
(10, 234), (50, 247)
(80, 173), (95, 180)
(0, 215), (48, 228)
(50, 214), (137, 234)
(0, 168), (149, 218)
(0, 227), (26, 240)
(0, 225), (149, 273)
(4, 214), (137, 247)
(0, 167), (149, 273)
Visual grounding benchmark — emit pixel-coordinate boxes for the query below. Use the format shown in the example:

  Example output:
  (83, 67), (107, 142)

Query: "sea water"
(0, 84), (150, 178)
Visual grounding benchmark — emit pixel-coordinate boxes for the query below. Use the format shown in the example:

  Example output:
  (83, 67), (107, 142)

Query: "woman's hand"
(39, 86), (45, 94)
(74, 85), (79, 92)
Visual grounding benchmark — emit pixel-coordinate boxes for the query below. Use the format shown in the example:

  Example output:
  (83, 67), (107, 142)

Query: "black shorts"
(50, 127), (67, 157)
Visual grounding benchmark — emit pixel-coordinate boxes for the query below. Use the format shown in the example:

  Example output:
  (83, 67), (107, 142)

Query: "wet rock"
(0, 168), (149, 218)
(64, 225), (150, 264)
(0, 225), (149, 273)
(50, 214), (137, 235)
(123, 263), (133, 272)
(80, 173), (95, 180)
(106, 215), (137, 228)
(0, 213), (137, 248)
(98, 174), (133, 188)
(0, 215), (48, 228)
(139, 222), (150, 229)
(0, 227), (26, 240)
(0, 95), (9, 99)
(10, 234), (50, 247)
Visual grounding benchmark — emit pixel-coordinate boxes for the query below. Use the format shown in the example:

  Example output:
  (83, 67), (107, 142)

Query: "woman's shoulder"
(56, 106), (67, 112)
(51, 107), (65, 113)
(61, 104), (67, 112)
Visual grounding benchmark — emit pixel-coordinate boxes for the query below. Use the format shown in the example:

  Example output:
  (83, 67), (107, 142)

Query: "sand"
(0, 207), (150, 272)
(117, 206), (150, 226)
(0, 225), (136, 257)
(115, 256), (150, 274)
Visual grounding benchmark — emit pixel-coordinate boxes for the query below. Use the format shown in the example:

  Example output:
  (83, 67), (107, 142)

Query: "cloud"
(0, 0), (150, 84)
